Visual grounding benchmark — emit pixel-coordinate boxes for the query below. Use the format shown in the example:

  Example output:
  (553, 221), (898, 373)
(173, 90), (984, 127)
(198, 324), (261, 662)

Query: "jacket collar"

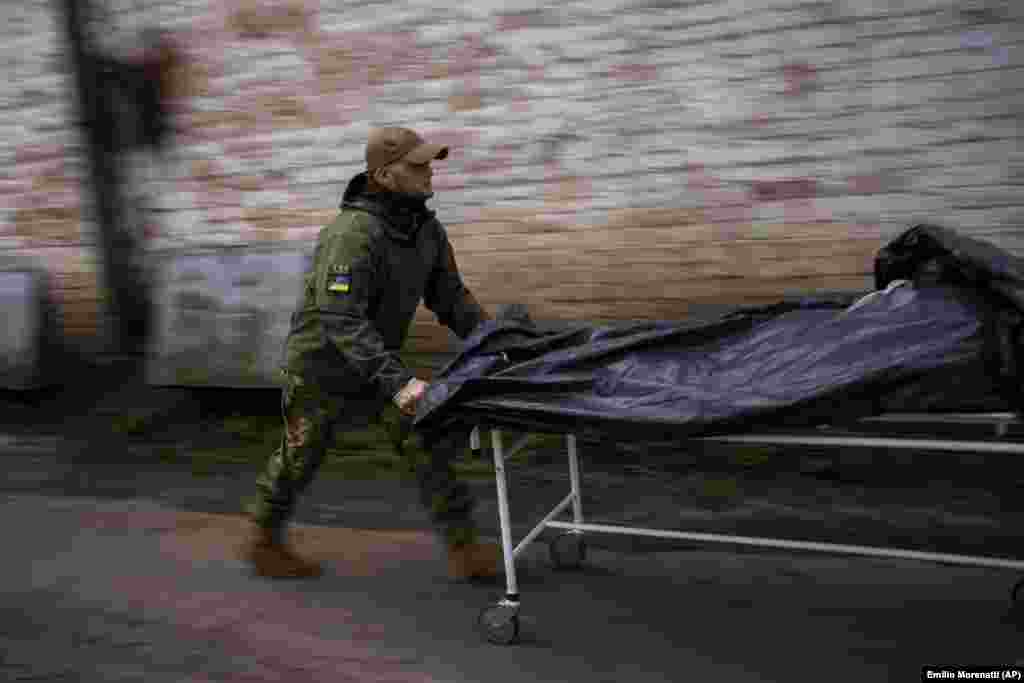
(340, 172), (435, 243)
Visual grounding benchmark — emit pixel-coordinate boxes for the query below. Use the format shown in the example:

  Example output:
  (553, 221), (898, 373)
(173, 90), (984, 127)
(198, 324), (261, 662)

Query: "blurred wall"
(1, 1), (102, 352)
(2, 0), (1021, 364)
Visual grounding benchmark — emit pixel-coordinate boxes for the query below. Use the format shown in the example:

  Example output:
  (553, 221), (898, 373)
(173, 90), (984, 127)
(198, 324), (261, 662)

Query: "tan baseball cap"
(365, 127), (449, 171)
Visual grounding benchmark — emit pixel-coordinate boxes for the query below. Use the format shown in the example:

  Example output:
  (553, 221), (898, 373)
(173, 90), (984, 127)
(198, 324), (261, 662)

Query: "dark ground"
(6, 353), (1023, 561)
(1, 355), (1022, 681)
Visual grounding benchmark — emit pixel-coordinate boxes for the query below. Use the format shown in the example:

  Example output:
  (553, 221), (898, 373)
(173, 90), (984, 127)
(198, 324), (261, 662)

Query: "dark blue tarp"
(413, 225), (1024, 440)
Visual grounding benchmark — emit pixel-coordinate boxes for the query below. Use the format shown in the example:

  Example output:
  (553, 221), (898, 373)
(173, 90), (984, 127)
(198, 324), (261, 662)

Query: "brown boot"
(243, 526), (324, 579)
(447, 541), (503, 581)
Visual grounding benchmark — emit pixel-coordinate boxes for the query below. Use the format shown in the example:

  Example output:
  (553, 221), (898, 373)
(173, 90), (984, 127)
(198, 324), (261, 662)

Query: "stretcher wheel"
(550, 532), (587, 570)
(1012, 578), (1024, 606)
(477, 603), (520, 645)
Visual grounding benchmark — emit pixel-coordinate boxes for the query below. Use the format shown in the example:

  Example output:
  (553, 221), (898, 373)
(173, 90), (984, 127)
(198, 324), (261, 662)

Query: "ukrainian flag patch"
(327, 265), (352, 294)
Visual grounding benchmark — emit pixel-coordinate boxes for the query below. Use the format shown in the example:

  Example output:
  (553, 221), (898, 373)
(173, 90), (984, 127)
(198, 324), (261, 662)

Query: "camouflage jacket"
(283, 172), (489, 400)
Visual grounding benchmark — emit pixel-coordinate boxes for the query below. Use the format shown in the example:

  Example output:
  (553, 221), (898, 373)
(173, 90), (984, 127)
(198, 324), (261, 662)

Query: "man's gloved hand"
(393, 377), (429, 417)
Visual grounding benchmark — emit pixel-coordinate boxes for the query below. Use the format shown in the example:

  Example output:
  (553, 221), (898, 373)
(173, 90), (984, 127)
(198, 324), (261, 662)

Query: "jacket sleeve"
(424, 224), (491, 340)
(315, 222), (414, 401)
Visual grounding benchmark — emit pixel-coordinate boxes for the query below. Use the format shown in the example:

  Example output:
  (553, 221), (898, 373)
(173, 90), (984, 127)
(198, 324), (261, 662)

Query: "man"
(245, 126), (500, 580)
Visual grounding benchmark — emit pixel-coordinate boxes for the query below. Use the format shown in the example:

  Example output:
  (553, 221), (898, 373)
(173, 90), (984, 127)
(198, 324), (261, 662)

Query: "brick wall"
(2, 0), (1022, 355)
(1, 1), (102, 349)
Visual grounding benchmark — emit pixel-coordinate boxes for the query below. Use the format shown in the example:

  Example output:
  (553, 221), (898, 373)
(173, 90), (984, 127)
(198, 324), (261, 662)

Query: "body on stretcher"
(407, 225), (1024, 643)
(466, 411), (1024, 645)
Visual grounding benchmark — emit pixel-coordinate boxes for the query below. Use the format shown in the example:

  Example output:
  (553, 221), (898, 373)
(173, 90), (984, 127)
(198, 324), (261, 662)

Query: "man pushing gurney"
(244, 127), (502, 581)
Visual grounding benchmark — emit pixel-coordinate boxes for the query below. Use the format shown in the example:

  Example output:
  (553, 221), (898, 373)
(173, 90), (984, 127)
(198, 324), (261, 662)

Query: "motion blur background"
(1, 0), (1021, 388)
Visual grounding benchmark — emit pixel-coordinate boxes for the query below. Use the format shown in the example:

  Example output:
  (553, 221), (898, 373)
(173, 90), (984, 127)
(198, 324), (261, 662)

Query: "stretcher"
(464, 412), (1024, 645)
(403, 226), (1024, 643)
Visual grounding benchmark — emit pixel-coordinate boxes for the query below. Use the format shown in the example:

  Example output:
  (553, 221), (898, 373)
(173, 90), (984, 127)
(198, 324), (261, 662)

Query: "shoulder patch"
(327, 264), (352, 294)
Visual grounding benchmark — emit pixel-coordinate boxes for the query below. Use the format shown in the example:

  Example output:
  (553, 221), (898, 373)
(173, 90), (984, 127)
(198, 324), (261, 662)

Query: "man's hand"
(393, 378), (429, 416)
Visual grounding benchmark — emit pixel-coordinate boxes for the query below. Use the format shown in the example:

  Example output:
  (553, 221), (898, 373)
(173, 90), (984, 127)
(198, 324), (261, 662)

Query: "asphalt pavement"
(1, 430), (1022, 682)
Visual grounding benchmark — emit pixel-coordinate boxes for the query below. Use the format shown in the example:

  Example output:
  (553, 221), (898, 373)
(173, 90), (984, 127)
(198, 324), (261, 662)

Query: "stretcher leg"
(568, 434), (583, 525)
(477, 428), (521, 645)
(550, 433), (588, 569)
(490, 429), (519, 599)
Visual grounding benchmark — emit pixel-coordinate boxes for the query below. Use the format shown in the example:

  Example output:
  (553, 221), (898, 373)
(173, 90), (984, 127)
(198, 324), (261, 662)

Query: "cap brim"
(403, 143), (449, 164)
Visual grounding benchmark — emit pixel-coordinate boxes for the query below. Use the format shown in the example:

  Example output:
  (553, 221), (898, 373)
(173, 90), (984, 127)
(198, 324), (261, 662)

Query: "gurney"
(412, 225), (1024, 644)
(462, 414), (1024, 645)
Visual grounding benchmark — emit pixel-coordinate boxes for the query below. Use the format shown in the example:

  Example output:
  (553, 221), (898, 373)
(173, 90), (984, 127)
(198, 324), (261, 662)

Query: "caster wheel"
(477, 604), (520, 645)
(1012, 578), (1024, 606)
(550, 532), (587, 570)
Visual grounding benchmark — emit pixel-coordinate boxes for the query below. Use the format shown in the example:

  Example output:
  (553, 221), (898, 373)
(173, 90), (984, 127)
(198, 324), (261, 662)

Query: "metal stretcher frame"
(469, 413), (1024, 645)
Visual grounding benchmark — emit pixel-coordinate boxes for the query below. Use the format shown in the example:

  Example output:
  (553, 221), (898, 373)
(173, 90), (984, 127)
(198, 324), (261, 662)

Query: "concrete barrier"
(145, 244), (313, 388)
(0, 267), (57, 390)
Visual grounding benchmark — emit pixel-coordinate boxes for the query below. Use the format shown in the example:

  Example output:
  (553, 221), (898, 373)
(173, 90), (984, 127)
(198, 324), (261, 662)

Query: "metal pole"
(567, 434), (584, 526)
(58, 0), (151, 354)
(545, 521), (1024, 572)
(514, 492), (574, 559)
(490, 429), (519, 600)
(701, 434), (1024, 454)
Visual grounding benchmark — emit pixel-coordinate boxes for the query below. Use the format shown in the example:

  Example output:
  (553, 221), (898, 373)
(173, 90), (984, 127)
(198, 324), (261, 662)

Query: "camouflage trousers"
(252, 371), (479, 548)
